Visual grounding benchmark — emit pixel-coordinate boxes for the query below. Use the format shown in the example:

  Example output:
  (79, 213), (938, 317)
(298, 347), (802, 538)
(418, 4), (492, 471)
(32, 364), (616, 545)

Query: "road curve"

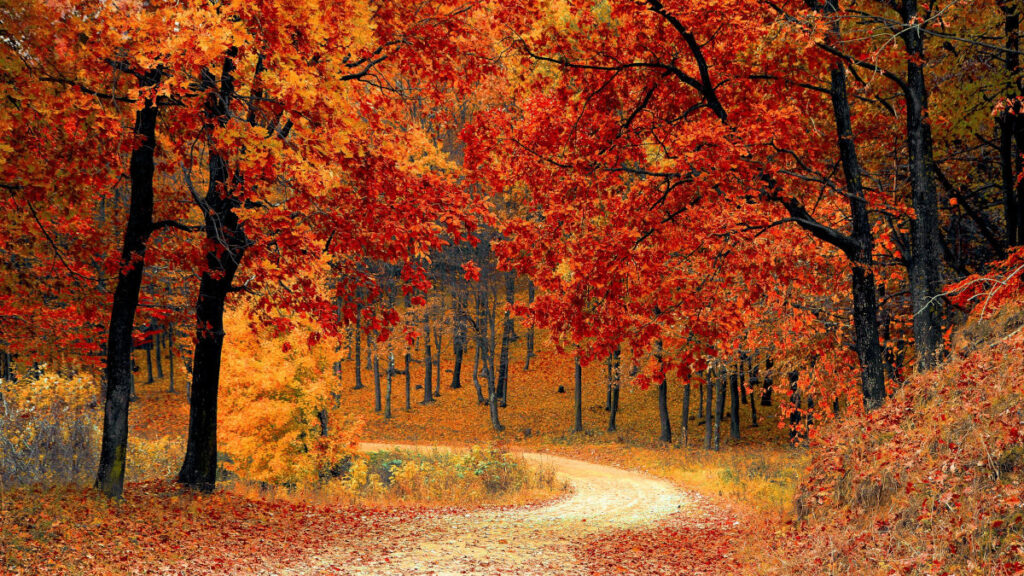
(331, 443), (690, 575)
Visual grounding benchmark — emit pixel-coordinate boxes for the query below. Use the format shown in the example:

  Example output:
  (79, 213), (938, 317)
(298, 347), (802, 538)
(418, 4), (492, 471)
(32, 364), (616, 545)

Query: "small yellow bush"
(0, 371), (100, 486)
(219, 306), (359, 486)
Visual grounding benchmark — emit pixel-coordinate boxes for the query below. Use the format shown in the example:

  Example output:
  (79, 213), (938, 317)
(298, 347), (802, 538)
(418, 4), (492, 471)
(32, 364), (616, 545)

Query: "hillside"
(772, 305), (1024, 575)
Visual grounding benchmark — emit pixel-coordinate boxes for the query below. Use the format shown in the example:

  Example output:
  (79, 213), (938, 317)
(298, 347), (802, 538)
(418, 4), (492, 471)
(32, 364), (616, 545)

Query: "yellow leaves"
(219, 304), (354, 486)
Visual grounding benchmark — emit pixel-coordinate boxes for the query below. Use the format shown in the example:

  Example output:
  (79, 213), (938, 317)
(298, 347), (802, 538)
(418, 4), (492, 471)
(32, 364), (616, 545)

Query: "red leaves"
(462, 260), (481, 282)
(575, 501), (743, 576)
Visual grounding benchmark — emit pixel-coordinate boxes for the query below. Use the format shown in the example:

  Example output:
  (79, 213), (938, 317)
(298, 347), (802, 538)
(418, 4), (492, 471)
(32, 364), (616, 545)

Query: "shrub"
(219, 307), (359, 486)
(0, 371), (99, 487)
(329, 445), (564, 505)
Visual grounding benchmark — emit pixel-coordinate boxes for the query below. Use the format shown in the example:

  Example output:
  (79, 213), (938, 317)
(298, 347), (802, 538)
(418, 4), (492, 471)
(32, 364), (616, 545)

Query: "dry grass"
(228, 445), (569, 509)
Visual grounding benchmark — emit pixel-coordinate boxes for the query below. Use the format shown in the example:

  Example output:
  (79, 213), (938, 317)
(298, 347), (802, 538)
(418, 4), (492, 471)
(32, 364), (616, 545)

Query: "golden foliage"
(219, 306), (359, 486)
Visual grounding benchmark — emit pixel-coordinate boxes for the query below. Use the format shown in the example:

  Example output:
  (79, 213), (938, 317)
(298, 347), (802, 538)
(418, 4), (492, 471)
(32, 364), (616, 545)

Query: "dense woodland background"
(3, 0), (1024, 574)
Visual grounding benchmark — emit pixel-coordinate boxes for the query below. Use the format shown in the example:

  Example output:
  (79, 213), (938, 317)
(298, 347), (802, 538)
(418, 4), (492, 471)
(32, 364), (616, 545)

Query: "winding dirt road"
(286, 443), (691, 576)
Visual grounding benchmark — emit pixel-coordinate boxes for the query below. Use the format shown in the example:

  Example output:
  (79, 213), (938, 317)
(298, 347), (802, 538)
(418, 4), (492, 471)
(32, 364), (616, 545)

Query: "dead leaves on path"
(575, 496), (743, 576)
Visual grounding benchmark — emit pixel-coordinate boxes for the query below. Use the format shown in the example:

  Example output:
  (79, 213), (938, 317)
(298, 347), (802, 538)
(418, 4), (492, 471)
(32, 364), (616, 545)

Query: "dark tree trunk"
(451, 293), (467, 389)
(384, 353), (393, 419)
(167, 323), (175, 393)
(899, 0), (944, 369)
(607, 348), (620, 433)
(475, 290), (503, 431)
(433, 325), (442, 397)
(145, 347), (154, 384)
(656, 340), (671, 443)
(750, 368), (759, 428)
(714, 373), (725, 451)
(96, 70), (161, 499)
(472, 342), (486, 404)
(373, 351), (382, 413)
(317, 409), (329, 436)
(999, 1), (1022, 245)
(699, 381), (705, 418)
(785, 1), (888, 410)
(703, 375), (714, 450)
(422, 319), (434, 404)
(788, 372), (802, 443)
(353, 315), (364, 390)
(729, 372), (740, 440)
(496, 272), (514, 407)
(524, 281), (536, 370)
(823, 8), (889, 408)
(179, 54), (248, 493)
(573, 354), (583, 433)
(657, 378), (671, 443)
(154, 331), (163, 379)
(405, 352), (412, 411)
(681, 382), (691, 447)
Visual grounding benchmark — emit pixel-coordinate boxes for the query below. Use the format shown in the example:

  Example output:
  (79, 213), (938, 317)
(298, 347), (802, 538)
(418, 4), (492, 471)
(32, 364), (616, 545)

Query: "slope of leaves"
(768, 301), (1024, 575)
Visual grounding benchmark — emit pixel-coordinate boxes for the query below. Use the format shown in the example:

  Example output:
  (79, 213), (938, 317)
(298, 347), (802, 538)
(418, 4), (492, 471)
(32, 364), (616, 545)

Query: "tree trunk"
(405, 352), (412, 411)
(475, 290), (503, 431)
(900, 0), (944, 369)
(154, 330), (163, 379)
(820, 4), (890, 408)
(422, 318), (434, 404)
(353, 314), (364, 390)
(729, 372), (741, 440)
(703, 375), (714, 450)
(496, 272), (514, 407)
(750, 369), (759, 428)
(433, 324), (442, 397)
(525, 281), (535, 370)
(167, 323), (175, 393)
(384, 353), (393, 419)
(1000, 0), (1022, 245)
(472, 342), (486, 404)
(607, 348), (620, 433)
(657, 378), (671, 443)
(656, 340), (671, 443)
(680, 381), (691, 447)
(451, 292), (466, 389)
(573, 354), (583, 433)
(714, 373), (725, 451)
(373, 350), (382, 413)
(96, 71), (161, 499)
(145, 347), (154, 384)
(179, 54), (248, 493)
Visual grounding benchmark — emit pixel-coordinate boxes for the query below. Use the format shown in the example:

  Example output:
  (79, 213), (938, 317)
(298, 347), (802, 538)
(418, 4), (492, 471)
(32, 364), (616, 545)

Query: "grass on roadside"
(233, 444), (569, 509)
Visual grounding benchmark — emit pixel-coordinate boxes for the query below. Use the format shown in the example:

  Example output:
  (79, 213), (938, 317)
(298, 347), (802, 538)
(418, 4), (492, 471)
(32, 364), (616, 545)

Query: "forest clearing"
(3, 0), (1024, 574)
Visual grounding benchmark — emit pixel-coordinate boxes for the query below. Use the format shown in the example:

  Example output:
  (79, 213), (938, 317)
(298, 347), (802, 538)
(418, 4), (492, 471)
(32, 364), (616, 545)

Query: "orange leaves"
(462, 260), (482, 282)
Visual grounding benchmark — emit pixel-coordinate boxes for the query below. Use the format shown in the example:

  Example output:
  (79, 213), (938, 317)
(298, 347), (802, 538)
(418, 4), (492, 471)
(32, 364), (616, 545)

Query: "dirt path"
(285, 443), (690, 575)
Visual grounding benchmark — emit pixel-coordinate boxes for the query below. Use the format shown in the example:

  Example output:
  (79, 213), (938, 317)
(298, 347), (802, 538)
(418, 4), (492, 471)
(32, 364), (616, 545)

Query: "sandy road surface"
(281, 443), (689, 576)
